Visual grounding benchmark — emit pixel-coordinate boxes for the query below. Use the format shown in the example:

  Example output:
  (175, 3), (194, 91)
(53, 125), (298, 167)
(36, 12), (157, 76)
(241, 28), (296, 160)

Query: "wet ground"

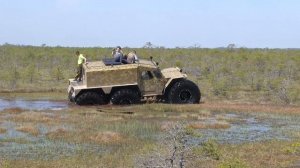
(0, 98), (300, 160)
(192, 112), (299, 144)
(0, 98), (68, 111)
(0, 125), (109, 160)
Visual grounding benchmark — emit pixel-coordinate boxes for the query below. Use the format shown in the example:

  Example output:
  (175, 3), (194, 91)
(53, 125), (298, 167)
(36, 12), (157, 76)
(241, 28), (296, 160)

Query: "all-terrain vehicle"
(68, 58), (201, 105)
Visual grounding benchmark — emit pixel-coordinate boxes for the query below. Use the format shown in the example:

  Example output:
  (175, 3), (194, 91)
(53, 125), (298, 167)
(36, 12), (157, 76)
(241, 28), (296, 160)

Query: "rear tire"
(167, 80), (201, 104)
(110, 89), (140, 105)
(75, 91), (107, 105)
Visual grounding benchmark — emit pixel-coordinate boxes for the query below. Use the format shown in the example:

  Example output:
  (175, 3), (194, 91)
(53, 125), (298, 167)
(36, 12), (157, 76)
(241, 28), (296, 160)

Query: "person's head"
(132, 50), (136, 54)
(75, 51), (80, 56)
(116, 46), (122, 52)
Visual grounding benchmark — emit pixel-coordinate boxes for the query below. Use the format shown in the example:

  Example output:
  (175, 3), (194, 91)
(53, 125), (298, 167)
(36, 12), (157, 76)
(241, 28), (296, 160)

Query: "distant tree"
(143, 42), (154, 48)
(193, 43), (201, 48)
(3, 42), (12, 46)
(227, 44), (236, 51)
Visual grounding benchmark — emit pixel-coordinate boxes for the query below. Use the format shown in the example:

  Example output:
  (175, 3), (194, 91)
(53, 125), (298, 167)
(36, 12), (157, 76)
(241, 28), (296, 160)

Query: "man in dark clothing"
(113, 46), (123, 62)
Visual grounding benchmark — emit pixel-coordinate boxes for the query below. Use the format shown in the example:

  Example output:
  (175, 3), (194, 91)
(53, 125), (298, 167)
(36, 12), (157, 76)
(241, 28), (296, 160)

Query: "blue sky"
(0, 0), (299, 48)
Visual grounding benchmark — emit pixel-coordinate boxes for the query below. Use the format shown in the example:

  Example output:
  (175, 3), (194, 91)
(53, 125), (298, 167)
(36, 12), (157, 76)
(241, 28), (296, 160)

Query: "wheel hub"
(179, 90), (192, 102)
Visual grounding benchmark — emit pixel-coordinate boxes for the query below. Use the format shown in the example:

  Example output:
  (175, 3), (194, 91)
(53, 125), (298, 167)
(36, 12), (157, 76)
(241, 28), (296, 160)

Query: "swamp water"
(0, 99), (300, 159)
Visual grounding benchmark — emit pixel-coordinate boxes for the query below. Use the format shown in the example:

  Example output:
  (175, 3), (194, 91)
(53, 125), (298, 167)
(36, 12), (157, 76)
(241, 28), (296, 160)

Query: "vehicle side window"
(141, 71), (153, 80)
(153, 70), (162, 79)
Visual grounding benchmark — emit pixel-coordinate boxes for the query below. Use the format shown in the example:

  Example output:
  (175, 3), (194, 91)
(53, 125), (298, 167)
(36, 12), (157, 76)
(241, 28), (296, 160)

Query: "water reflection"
(0, 99), (68, 111)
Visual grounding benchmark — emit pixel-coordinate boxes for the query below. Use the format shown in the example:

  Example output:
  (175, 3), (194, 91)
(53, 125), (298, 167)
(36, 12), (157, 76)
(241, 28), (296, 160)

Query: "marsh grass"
(201, 102), (300, 114)
(134, 104), (201, 113)
(160, 121), (176, 131)
(2, 108), (25, 114)
(189, 121), (231, 129)
(199, 139), (221, 160)
(219, 141), (300, 168)
(37, 109), (159, 147)
(1, 103), (300, 167)
(46, 128), (68, 139)
(0, 127), (6, 134)
(1, 155), (128, 168)
(0, 92), (66, 101)
(0, 138), (31, 144)
(218, 158), (250, 168)
(283, 141), (300, 154)
(2, 46), (300, 105)
(16, 124), (39, 136)
(10, 111), (62, 124)
(219, 117), (248, 124)
(89, 131), (123, 144)
(189, 140), (300, 168)
(0, 106), (161, 167)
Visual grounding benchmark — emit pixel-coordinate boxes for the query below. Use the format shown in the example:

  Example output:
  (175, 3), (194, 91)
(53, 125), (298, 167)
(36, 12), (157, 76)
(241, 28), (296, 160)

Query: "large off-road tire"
(110, 89), (140, 105)
(167, 80), (201, 104)
(75, 91), (107, 105)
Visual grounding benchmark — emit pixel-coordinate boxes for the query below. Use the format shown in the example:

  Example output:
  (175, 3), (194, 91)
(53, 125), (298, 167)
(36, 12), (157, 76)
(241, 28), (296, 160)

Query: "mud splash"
(0, 98), (68, 111)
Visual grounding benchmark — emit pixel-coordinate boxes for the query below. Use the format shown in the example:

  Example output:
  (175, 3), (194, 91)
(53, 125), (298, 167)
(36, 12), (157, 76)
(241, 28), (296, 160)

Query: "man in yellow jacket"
(74, 51), (87, 82)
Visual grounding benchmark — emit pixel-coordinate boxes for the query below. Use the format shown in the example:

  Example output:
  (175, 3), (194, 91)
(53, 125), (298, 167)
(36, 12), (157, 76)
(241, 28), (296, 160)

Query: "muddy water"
(0, 98), (68, 111)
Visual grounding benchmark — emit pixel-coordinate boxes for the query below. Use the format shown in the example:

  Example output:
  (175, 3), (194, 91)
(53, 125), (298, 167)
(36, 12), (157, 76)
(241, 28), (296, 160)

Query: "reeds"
(16, 124), (39, 136)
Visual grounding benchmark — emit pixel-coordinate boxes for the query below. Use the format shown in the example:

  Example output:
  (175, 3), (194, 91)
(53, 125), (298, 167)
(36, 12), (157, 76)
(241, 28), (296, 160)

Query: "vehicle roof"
(84, 59), (157, 71)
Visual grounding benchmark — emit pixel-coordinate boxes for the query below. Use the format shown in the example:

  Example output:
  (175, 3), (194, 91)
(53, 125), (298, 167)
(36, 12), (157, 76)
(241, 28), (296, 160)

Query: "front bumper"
(67, 85), (76, 102)
(68, 79), (76, 102)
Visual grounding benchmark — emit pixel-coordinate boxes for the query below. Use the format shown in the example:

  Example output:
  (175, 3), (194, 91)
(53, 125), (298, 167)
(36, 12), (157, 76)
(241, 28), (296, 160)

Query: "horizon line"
(1, 43), (299, 50)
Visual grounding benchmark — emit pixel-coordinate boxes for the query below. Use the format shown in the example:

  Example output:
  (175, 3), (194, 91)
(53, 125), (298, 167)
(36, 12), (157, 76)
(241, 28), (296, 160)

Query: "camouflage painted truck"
(68, 58), (201, 105)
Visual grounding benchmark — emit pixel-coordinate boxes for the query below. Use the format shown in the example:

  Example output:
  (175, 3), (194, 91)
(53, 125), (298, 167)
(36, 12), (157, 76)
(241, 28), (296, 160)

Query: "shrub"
(218, 158), (249, 168)
(201, 139), (221, 160)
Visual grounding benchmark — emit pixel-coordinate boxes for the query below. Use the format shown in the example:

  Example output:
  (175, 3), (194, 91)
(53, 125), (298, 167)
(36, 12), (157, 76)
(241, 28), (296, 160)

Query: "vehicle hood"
(161, 67), (187, 79)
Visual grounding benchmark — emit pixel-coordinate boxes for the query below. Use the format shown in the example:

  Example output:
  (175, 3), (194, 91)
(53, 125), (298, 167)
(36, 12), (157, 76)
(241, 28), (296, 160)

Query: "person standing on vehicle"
(74, 51), (87, 82)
